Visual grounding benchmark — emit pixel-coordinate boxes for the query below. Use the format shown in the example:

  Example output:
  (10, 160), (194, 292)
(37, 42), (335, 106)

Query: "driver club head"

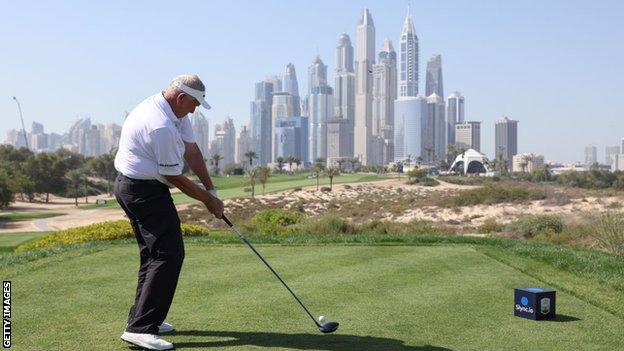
(319, 321), (339, 334)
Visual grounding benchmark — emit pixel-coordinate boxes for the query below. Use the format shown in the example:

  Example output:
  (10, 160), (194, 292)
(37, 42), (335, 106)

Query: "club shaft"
(223, 216), (320, 327)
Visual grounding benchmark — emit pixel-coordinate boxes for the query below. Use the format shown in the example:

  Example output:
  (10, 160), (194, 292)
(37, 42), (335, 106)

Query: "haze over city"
(1, 0), (623, 163)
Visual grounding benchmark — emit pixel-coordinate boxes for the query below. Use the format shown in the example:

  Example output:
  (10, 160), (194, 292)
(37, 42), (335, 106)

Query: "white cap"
(174, 80), (211, 109)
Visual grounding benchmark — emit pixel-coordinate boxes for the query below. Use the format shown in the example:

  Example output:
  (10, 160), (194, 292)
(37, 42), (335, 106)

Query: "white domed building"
(449, 149), (491, 175)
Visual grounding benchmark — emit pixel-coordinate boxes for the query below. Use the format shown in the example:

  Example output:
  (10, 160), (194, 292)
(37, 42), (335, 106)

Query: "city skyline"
(1, 1), (623, 163)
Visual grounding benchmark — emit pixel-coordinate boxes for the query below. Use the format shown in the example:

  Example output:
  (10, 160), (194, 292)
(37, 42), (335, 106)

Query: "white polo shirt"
(115, 92), (196, 185)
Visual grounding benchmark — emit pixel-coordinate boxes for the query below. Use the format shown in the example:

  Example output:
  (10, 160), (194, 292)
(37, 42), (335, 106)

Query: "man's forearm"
(184, 142), (215, 190)
(164, 174), (212, 203)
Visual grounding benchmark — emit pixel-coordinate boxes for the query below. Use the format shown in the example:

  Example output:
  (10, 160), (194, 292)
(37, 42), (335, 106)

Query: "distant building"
(584, 145), (597, 166)
(250, 79), (275, 165)
(425, 54), (443, 98)
(398, 6), (419, 97)
(371, 38), (397, 164)
(446, 92), (464, 146)
(329, 33), (356, 164)
(394, 96), (426, 162)
(605, 145), (620, 166)
(354, 8), (375, 165)
(425, 93), (446, 163)
(190, 111), (210, 161)
(612, 154), (624, 171)
(274, 116), (309, 164)
(495, 116), (518, 171)
(235, 125), (251, 165)
(282, 63), (301, 116)
(512, 153), (545, 173)
(455, 121), (480, 152)
(213, 117), (236, 165)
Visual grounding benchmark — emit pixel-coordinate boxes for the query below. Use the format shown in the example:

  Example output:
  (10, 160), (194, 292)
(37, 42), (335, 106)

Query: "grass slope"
(0, 231), (51, 252)
(4, 243), (623, 350)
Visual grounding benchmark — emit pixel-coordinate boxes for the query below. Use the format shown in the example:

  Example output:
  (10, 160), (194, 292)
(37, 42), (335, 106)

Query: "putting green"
(5, 244), (623, 350)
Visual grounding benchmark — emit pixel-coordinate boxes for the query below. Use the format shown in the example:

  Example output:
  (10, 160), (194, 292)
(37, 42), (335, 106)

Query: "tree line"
(0, 145), (116, 208)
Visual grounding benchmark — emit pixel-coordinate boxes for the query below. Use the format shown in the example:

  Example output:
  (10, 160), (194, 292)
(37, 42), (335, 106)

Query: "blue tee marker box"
(514, 287), (556, 320)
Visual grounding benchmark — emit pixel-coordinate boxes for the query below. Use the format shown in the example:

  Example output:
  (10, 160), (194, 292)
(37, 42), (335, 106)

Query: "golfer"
(114, 74), (223, 350)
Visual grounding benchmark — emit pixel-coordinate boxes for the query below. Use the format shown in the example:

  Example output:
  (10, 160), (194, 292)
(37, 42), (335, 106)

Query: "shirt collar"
(154, 92), (180, 126)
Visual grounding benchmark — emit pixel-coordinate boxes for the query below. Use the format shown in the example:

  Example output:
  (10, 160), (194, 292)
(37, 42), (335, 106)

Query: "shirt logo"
(159, 163), (179, 167)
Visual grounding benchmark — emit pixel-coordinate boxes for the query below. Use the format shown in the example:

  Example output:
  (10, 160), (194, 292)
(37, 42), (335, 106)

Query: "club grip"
(222, 214), (233, 227)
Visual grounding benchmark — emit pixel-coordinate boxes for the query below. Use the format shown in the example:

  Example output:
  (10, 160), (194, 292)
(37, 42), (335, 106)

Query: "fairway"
(5, 244), (623, 350)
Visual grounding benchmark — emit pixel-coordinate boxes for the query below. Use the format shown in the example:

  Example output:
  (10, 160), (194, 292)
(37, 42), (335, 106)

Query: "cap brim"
(198, 98), (211, 110)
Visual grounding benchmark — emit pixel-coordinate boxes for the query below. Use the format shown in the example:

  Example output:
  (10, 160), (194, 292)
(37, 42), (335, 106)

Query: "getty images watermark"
(3, 281), (10, 348)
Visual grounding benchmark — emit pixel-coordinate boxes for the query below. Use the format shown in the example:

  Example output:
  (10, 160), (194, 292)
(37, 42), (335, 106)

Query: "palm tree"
(348, 158), (359, 172)
(82, 167), (90, 204)
(405, 154), (412, 170)
(276, 157), (285, 174)
(315, 157), (326, 170)
(416, 156), (423, 167)
(286, 155), (296, 173)
(257, 166), (271, 195)
(336, 159), (345, 172)
(395, 161), (404, 178)
(210, 154), (223, 175)
(245, 167), (258, 198)
(293, 156), (301, 171)
(244, 150), (258, 168)
(325, 167), (340, 190)
(313, 163), (324, 190)
(425, 147), (435, 164)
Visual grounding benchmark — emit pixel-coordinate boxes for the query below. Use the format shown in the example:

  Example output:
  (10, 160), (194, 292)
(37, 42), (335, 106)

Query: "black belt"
(118, 173), (163, 185)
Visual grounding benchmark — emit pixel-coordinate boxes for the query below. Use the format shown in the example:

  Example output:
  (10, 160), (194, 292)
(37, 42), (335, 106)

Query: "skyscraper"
(425, 55), (444, 98)
(584, 145), (597, 166)
(495, 116), (519, 170)
(446, 92), (464, 146)
(250, 79), (274, 165)
(271, 92), (296, 161)
(328, 33), (356, 166)
(425, 93), (446, 163)
(394, 95), (426, 162)
(354, 8), (375, 165)
(336, 33), (354, 73)
(371, 39), (397, 164)
(190, 110), (210, 161)
(398, 6), (419, 97)
(455, 121), (481, 152)
(605, 145), (620, 166)
(213, 117), (236, 165)
(307, 56), (332, 162)
(283, 63), (301, 116)
(235, 125), (251, 165)
(274, 116), (309, 164)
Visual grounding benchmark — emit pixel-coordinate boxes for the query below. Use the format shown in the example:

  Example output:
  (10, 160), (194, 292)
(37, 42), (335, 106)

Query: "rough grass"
(3, 241), (623, 350)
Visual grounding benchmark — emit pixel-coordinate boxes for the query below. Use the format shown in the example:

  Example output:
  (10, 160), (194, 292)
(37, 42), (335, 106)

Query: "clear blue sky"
(1, 0), (623, 163)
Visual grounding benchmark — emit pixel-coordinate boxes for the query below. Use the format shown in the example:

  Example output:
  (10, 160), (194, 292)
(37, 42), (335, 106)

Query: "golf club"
(221, 214), (339, 334)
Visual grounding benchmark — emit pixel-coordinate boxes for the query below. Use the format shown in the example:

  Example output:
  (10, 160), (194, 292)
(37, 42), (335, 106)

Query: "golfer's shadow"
(166, 330), (453, 350)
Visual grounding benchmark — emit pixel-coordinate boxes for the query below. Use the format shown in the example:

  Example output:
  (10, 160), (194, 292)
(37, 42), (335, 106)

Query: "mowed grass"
(0, 231), (51, 252)
(83, 173), (387, 209)
(5, 243), (623, 350)
(0, 212), (65, 221)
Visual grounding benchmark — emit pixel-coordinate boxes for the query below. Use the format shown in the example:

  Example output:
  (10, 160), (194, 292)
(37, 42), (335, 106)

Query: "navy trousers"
(114, 174), (185, 335)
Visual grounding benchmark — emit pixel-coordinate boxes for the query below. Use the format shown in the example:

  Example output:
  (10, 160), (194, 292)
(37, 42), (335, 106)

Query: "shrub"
(249, 209), (304, 235)
(478, 218), (504, 233)
(421, 177), (440, 187)
(297, 215), (356, 235)
(320, 186), (331, 192)
(591, 213), (624, 255)
(441, 184), (546, 207)
(506, 215), (564, 238)
(16, 220), (211, 252)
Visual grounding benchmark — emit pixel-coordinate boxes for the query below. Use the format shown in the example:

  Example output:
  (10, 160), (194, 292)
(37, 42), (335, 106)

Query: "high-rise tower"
(283, 63), (301, 116)
(372, 38), (397, 164)
(425, 54), (444, 98)
(399, 6), (419, 97)
(354, 8), (375, 165)
(308, 56), (332, 162)
(446, 91), (465, 145)
(328, 33), (356, 167)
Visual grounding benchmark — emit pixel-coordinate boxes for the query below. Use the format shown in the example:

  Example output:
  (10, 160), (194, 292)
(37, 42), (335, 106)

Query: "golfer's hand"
(204, 194), (224, 219)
